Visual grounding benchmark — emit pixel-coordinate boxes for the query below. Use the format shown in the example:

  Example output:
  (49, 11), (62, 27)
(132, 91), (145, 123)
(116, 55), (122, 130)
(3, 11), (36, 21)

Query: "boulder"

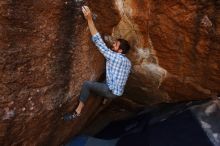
(0, 0), (219, 145)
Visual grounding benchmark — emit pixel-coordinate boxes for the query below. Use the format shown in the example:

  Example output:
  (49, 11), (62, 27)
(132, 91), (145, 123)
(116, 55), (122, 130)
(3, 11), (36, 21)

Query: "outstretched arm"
(82, 6), (97, 35)
(82, 6), (117, 60)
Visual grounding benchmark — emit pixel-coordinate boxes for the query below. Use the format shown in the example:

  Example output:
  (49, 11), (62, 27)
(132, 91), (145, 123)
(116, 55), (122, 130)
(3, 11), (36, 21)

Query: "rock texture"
(0, 0), (220, 145)
(0, 0), (119, 145)
(113, 0), (220, 104)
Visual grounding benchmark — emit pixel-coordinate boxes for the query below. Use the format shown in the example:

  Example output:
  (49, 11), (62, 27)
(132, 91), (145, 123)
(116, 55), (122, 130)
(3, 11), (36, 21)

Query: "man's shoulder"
(111, 54), (131, 65)
(120, 55), (131, 65)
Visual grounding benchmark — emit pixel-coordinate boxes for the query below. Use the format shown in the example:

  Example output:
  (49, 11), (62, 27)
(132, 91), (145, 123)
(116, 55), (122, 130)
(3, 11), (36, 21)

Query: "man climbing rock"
(63, 6), (131, 121)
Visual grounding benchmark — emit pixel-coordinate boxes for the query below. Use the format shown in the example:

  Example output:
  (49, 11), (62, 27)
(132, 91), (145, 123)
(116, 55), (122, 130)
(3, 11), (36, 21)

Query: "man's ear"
(118, 49), (123, 53)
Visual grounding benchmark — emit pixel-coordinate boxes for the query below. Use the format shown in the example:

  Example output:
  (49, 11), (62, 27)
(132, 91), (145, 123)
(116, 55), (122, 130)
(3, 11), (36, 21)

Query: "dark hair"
(117, 39), (130, 54)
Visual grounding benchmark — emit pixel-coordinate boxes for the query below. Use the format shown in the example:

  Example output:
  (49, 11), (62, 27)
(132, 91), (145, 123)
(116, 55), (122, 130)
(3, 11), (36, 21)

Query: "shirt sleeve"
(92, 33), (117, 60)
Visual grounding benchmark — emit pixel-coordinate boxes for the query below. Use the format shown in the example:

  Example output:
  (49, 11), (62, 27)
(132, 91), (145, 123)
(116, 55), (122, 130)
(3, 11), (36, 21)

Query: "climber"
(63, 6), (131, 121)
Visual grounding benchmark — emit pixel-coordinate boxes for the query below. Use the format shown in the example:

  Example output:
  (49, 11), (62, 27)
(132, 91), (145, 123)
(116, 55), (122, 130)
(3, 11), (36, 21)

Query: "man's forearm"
(87, 18), (98, 35)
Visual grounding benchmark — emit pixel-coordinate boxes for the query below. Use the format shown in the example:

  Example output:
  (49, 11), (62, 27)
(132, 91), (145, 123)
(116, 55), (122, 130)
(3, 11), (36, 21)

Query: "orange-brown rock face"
(0, 0), (220, 145)
(149, 0), (220, 102)
(113, 0), (220, 104)
(0, 0), (119, 145)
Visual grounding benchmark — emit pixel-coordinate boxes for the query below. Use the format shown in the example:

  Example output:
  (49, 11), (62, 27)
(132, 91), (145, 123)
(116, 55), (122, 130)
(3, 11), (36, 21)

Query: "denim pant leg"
(79, 81), (117, 103)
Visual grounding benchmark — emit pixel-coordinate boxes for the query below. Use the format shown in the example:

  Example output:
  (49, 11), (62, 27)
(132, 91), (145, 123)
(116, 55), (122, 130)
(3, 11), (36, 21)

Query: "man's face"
(111, 40), (122, 53)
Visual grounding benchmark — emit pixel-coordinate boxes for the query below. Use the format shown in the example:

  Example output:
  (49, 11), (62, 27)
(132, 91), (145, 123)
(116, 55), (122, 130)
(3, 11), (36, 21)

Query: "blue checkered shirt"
(92, 33), (131, 96)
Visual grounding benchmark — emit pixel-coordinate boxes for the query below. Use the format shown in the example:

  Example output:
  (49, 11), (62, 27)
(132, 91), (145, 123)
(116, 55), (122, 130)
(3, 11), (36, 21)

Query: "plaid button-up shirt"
(92, 33), (131, 96)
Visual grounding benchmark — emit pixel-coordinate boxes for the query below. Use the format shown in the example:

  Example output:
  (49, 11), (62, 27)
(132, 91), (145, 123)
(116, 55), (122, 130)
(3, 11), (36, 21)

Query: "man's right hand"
(82, 6), (92, 21)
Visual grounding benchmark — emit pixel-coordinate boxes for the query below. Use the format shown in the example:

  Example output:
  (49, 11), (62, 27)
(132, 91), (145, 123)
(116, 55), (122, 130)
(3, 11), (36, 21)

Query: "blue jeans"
(79, 81), (118, 103)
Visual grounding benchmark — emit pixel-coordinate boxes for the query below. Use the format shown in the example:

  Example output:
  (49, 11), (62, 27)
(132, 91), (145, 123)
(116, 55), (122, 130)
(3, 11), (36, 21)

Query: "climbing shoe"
(63, 111), (80, 121)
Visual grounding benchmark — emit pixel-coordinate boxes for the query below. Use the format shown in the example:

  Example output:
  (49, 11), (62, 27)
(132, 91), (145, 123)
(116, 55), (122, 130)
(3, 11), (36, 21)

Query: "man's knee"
(82, 81), (93, 88)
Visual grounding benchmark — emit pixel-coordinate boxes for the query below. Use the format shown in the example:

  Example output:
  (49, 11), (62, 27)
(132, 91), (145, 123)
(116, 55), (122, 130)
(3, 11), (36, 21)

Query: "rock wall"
(113, 0), (220, 104)
(0, 0), (219, 145)
(0, 0), (119, 145)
